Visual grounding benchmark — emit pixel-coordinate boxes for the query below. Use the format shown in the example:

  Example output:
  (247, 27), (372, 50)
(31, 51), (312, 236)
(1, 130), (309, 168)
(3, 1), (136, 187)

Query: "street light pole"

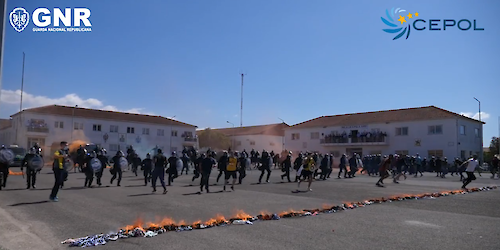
(474, 97), (483, 165)
(227, 121), (234, 150)
(169, 115), (176, 153)
(278, 117), (285, 153)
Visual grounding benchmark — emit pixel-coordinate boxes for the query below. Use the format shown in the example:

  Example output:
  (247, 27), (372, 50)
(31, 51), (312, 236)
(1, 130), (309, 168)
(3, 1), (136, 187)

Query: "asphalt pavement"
(0, 166), (499, 250)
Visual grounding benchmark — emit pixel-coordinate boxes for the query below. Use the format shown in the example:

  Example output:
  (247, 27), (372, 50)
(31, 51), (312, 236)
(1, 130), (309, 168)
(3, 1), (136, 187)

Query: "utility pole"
(474, 97), (483, 165)
(15, 52), (25, 145)
(227, 121), (234, 150)
(240, 73), (244, 127)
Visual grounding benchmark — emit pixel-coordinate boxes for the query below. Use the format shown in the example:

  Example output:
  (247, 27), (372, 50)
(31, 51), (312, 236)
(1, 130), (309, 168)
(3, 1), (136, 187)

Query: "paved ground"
(0, 167), (499, 250)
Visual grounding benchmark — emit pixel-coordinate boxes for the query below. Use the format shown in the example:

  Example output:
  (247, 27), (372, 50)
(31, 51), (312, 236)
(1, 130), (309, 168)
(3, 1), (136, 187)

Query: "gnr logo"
(9, 7), (92, 33)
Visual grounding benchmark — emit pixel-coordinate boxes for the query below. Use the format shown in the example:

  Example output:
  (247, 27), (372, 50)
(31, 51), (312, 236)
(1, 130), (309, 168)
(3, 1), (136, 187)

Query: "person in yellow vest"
(297, 152), (315, 192)
(224, 152), (239, 191)
(50, 141), (69, 202)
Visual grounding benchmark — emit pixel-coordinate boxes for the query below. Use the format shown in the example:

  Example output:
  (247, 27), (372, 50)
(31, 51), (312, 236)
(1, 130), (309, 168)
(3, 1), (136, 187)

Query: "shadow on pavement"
(125, 184), (147, 188)
(61, 187), (86, 190)
(182, 190), (224, 196)
(1, 188), (27, 191)
(127, 193), (155, 197)
(9, 201), (49, 206)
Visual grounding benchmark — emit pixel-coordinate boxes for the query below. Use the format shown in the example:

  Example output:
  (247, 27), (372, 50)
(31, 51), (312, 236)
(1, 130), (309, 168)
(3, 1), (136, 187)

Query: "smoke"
(69, 140), (89, 152)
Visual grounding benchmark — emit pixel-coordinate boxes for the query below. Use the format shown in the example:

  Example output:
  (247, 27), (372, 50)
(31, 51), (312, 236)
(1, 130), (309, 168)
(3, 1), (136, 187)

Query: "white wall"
(230, 134), (284, 153)
(0, 127), (14, 146)
(284, 118), (481, 161)
(11, 112), (197, 158)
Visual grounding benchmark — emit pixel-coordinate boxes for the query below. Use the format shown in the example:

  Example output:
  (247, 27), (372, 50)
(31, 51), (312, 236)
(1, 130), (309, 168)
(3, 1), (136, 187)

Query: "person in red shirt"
(376, 154), (393, 187)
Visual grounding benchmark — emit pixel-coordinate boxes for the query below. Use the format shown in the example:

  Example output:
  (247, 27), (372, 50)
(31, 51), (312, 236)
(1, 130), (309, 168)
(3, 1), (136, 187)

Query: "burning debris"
(62, 186), (498, 247)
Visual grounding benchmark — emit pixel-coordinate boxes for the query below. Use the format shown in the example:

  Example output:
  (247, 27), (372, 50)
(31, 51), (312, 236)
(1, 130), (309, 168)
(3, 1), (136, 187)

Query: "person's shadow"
(9, 201), (49, 206)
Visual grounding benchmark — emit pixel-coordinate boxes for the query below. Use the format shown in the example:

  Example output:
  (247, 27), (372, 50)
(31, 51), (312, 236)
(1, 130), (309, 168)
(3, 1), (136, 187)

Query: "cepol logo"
(9, 7), (30, 32)
(381, 7), (484, 40)
(9, 7), (92, 33)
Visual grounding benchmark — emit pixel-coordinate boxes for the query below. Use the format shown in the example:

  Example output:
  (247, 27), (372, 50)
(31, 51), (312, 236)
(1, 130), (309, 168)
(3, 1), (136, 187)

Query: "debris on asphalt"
(61, 185), (498, 247)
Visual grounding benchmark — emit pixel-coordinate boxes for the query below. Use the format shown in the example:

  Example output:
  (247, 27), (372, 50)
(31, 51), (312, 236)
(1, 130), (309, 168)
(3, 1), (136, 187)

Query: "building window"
(127, 127), (135, 134)
(474, 128), (479, 138)
(428, 150), (443, 158)
(370, 150), (382, 155)
(74, 122), (83, 130)
(171, 130), (178, 137)
(331, 151), (340, 157)
(250, 141), (255, 146)
(395, 150), (409, 156)
(460, 150), (466, 160)
(54, 121), (64, 128)
(291, 133), (300, 140)
(395, 127), (408, 136)
(109, 144), (119, 151)
(428, 125), (443, 135)
(459, 125), (466, 135)
(93, 124), (101, 131)
(110, 125), (118, 133)
(270, 142), (275, 146)
(183, 131), (193, 138)
(310, 132), (319, 139)
(236, 141), (242, 146)
(302, 142), (307, 148)
(142, 128), (150, 135)
(157, 129), (164, 136)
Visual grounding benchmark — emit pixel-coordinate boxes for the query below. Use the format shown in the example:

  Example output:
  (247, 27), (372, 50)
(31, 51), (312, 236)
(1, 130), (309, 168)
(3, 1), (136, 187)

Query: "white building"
(284, 106), (483, 162)
(0, 105), (198, 158)
(211, 123), (289, 153)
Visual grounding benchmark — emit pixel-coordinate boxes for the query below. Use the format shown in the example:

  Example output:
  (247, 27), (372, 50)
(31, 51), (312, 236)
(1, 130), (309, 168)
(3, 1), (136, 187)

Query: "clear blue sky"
(1, 0), (499, 145)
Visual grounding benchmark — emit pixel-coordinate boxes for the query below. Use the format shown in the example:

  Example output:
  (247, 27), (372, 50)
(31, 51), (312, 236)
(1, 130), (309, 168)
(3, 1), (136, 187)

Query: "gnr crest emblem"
(10, 7), (30, 32)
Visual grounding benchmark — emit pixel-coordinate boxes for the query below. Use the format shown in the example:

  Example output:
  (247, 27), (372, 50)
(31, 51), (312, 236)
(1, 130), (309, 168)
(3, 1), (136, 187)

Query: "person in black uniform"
(84, 151), (97, 188)
(76, 145), (87, 173)
(281, 154), (292, 182)
(131, 153), (141, 176)
(167, 151), (179, 186)
(110, 151), (124, 186)
(21, 147), (39, 189)
(141, 153), (153, 186)
(180, 153), (190, 175)
(152, 149), (167, 194)
(238, 152), (247, 184)
(258, 150), (272, 183)
(200, 152), (216, 193)
(216, 151), (228, 184)
(0, 145), (12, 190)
(338, 154), (348, 178)
(319, 153), (330, 180)
(96, 149), (108, 187)
(293, 153), (303, 182)
(192, 153), (204, 182)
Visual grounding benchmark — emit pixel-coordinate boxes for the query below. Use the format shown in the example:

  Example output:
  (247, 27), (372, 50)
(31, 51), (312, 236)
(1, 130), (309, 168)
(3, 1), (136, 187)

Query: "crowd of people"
(322, 131), (388, 143)
(1, 142), (498, 201)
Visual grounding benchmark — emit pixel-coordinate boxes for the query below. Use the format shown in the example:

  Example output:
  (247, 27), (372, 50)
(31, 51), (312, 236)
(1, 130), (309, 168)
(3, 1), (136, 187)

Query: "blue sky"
(1, 0), (499, 145)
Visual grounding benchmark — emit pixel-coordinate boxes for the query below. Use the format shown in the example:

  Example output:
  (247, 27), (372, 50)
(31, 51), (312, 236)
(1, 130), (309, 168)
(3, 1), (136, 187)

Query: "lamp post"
(227, 121), (234, 150)
(474, 97), (483, 165)
(169, 115), (176, 153)
(278, 117), (285, 153)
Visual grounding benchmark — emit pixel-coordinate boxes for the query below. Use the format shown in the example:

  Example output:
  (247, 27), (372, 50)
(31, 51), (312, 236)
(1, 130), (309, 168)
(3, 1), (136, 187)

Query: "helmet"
(90, 151), (97, 158)
(172, 151), (176, 156)
(117, 151), (123, 156)
(158, 149), (163, 154)
(29, 147), (36, 154)
(146, 153), (151, 159)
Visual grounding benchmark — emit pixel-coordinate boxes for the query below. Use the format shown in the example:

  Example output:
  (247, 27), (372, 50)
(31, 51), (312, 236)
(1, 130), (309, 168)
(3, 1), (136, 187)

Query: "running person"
(376, 155), (393, 187)
(461, 155), (479, 189)
(224, 152), (239, 191)
(297, 153), (314, 191)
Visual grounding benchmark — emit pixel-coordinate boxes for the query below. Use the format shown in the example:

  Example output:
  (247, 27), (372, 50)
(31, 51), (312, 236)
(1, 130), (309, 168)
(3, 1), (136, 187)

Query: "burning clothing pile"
(62, 186), (498, 247)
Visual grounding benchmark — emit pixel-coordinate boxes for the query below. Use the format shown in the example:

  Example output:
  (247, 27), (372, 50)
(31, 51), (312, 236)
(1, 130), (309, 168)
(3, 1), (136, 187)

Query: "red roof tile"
(11, 105), (196, 128)
(289, 106), (484, 129)
(207, 123), (289, 137)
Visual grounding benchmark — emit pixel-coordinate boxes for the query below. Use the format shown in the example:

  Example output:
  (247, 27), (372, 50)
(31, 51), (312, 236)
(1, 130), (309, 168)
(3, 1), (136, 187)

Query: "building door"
(346, 148), (362, 157)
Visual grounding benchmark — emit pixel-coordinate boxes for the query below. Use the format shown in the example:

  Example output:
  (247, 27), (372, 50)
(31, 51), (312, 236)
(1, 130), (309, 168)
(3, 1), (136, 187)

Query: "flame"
(278, 208), (303, 217)
(159, 217), (176, 226)
(233, 209), (252, 219)
(322, 204), (334, 210)
(8, 170), (23, 175)
(191, 220), (202, 226)
(177, 220), (187, 226)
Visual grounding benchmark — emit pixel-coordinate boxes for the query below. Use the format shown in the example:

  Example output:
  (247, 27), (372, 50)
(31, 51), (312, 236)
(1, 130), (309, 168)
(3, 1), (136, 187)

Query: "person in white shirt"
(461, 155), (479, 189)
